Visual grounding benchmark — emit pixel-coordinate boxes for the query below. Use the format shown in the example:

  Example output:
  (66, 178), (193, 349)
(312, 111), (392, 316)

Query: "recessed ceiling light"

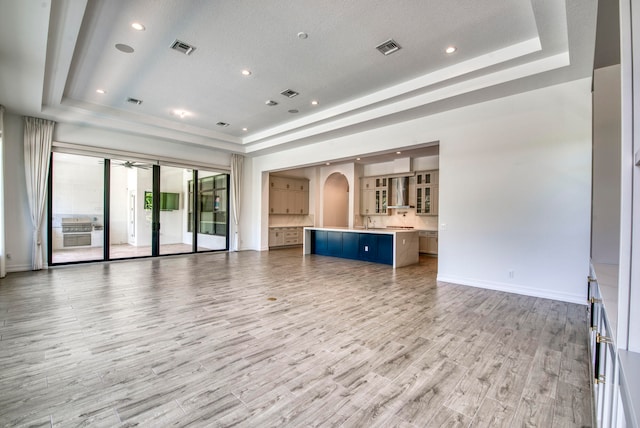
(131, 22), (145, 31)
(115, 43), (134, 53)
(241, 69), (252, 76)
(396, 151), (402, 154)
(242, 127), (248, 131)
(173, 109), (189, 118)
(96, 89), (106, 94)
(297, 32), (308, 39)
(265, 100), (278, 106)
(356, 157), (361, 161)
(325, 162), (331, 166)
(288, 109), (299, 114)
(311, 100), (319, 106)
(445, 46), (457, 54)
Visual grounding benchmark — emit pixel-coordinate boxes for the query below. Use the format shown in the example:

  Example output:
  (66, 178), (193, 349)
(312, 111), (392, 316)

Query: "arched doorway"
(323, 173), (349, 227)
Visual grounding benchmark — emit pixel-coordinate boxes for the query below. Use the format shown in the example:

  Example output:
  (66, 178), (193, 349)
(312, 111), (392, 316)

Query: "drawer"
(284, 231), (298, 238)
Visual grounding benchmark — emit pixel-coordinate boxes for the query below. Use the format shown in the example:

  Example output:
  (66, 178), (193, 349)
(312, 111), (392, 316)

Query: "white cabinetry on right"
(415, 170), (438, 216)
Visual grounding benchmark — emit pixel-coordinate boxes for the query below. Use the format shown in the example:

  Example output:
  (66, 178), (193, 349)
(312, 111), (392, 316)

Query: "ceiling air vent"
(170, 39), (196, 55)
(126, 97), (143, 105)
(376, 39), (401, 56)
(280, 89), (299, 98)
(216, 122), (230, 127)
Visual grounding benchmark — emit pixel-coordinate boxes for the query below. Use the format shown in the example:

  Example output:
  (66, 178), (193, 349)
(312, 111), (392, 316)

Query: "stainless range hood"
(388, 176), (413, 209)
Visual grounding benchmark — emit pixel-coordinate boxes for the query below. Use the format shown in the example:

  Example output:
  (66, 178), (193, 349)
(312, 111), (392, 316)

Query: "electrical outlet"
(508, 270), (515, 279)
(364, 245), (369, 252)
(402, 239), (406, 245)
(440, 223), (447, 231)
(6, 253), (11, 260)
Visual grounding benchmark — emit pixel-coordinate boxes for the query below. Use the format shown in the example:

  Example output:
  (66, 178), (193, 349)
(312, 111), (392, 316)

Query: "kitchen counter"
(303, 227), (419, 268)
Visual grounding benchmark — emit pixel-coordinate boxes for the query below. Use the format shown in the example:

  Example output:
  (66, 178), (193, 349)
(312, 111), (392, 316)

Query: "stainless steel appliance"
(61, 218), (92, 247)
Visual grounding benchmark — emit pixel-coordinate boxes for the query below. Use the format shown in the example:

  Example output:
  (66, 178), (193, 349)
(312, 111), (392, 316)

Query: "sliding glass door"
(48, 152), (229, 265)
(193, 171), (229, 252)
(159, 165), (192, 255)
(50, 153), (104, 264)
(109, 158), (153, 259)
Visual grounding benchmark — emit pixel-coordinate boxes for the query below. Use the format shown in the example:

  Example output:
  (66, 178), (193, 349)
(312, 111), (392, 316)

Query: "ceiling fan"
(112, 160), (152, 169)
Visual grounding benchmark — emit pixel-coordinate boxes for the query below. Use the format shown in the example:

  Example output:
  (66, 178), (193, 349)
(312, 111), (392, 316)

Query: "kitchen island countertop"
(302, 227), (419, 268)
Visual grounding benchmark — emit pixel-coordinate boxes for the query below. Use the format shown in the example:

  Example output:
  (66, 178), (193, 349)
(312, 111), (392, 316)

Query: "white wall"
(591, 65), (621, 264)
(245, 79), (592, 303)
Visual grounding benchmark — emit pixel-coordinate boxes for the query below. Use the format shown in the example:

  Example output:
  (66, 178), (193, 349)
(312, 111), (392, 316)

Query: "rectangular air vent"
(280, 89), (299, 98)
(216, 122), (230, 127)
(127, 97), (143, 105)
(170, 39), (196, 55)
(376, 39), (401, 56)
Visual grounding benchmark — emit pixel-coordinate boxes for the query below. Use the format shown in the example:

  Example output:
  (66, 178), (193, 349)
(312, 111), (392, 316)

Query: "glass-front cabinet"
(360, 176), (389, 215)
(415, 170), (439, 215)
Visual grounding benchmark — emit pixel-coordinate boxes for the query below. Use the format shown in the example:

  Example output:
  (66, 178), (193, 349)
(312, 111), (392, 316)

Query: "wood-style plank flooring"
(0, 249), (592, 427)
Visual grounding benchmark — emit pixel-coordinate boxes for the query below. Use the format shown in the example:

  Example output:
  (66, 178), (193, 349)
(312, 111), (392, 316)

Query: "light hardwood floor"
(0, 249), (592, 427)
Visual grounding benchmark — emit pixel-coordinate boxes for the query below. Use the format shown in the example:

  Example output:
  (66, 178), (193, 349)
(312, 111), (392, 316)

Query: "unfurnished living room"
(1, 1), (639, 427)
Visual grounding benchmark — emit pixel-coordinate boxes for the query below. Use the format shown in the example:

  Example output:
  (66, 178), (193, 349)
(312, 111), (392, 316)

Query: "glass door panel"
(51, 153), (104, 264)
(159, 166), (192, 255)
(109, 158), (153, 259)
(196, 170), (228, 251)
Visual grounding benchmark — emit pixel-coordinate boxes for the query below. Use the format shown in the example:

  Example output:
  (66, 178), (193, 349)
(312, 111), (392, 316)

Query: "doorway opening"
(323, 173), (349, 227)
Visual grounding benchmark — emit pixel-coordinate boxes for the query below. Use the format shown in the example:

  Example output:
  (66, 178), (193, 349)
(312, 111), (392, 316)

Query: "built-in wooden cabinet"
(269, 176), (309, 215)
(415, 170), (439, 216)
(269, 227), (303, 248)
(360, 176), (388, 215)
(419, 231), (438, 255)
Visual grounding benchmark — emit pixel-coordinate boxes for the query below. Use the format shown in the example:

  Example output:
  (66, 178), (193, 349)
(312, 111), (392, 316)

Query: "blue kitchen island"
(303, 227), (419, 268)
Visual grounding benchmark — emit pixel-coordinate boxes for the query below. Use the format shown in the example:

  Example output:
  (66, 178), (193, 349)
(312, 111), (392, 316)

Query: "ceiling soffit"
(36, 0), (595, 155)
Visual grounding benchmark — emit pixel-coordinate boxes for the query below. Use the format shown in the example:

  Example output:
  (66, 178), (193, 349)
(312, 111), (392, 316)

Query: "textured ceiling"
(0, 0), (598, 157)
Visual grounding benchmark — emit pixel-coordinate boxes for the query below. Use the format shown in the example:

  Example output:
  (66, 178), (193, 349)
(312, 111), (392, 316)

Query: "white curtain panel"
(24, 117), (54, 270)
(0, 105), (5, 277)
(230, 154), (244, 251)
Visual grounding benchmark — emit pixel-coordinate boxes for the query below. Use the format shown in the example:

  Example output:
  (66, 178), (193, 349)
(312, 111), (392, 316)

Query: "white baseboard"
(6, 263), (32, 273)
(436, 274), (587, 305)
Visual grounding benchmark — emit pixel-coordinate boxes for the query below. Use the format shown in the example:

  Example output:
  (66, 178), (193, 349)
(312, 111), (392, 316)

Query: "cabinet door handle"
(597, 333), (613, 344)
(594, 338), (601, 384)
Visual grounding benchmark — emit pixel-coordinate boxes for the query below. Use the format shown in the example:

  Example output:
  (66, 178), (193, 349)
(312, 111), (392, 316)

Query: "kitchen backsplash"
(269, 214), (315, 227)
(355, 208), (438, 230)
